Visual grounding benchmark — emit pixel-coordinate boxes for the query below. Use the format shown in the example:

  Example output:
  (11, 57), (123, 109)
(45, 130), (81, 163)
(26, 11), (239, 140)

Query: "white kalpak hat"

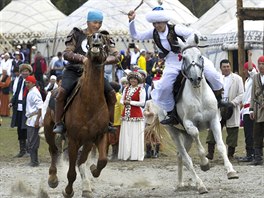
(146, 7), (171, 23)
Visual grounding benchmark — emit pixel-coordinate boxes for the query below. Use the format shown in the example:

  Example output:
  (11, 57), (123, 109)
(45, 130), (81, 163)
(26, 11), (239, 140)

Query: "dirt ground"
(0, 154), (263, 198)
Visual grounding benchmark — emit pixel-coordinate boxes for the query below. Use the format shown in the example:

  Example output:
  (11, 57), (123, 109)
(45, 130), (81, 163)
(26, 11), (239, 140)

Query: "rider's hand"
(83, 57), (88, 64)
(8, 103), (12, 108)
(128, 10), (136, 21)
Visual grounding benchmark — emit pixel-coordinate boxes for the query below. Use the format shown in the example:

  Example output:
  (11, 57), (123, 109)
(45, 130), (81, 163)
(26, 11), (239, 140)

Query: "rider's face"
(87, 21), (102, 34)
(153, 22), (167, 32)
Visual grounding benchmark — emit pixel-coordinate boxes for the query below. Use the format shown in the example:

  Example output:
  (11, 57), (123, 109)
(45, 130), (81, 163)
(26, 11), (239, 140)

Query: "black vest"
(153, 24), (185, 57)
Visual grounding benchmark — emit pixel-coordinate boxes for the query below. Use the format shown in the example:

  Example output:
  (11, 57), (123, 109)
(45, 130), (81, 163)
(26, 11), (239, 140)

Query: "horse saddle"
(48, 83), (81, 114)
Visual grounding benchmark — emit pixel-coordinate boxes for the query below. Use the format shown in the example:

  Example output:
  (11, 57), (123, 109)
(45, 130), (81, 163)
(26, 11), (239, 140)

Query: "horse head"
(179, 34), (204, 88)
(86, 32), (108, 67)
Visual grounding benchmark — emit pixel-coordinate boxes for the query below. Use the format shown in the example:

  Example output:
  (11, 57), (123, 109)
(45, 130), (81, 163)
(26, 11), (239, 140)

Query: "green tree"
(51, 0), (87, 15)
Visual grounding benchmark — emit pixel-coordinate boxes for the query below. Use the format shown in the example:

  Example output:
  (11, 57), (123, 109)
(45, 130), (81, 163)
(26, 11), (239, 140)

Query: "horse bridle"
(181, 45), (204, 79)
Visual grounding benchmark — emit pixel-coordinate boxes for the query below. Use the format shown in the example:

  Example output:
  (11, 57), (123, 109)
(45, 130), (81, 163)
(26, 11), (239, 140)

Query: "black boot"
(14, 139), (27, 158)
(145, 144), (152, 158)
(248, 148), (263, 166)
(206, 143), (215, 160)
(152, 144), (160, 158)
(53, 88), (67, 134)
(106, 90), (117, 133)
(238, 148), (254, 162)
(228, 146), (235, 159)
(160, 110), (179, 125)
(29, 149), (39, 167)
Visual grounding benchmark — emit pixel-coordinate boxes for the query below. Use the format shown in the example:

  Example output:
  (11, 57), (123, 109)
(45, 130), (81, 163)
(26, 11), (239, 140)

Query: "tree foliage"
(1, 0), (219, 17)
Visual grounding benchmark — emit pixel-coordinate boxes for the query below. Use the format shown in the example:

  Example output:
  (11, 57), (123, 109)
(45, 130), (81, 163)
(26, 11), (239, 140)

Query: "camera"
(128, 43), (135, 48)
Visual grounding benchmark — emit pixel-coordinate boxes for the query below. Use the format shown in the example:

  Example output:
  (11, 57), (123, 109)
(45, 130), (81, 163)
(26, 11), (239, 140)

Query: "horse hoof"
(62, 189), (74, 198)
(48, 176), (59, 188)
(82, 190), (93, 198)
(227, 171), (239, 179)
(200, 163), (210, 172)
(198, 186), (208, 194)
(90, 164), (99, 178)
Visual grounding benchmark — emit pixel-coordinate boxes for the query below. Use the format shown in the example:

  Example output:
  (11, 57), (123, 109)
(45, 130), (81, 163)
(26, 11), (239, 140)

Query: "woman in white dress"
(118, 71), (146, 161)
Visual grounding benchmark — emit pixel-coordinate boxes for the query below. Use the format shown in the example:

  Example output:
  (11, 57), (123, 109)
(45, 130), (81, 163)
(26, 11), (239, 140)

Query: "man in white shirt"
(206, 59), (244, 160)
(25, 75), (43, 167)
(9, 64), (32, 157)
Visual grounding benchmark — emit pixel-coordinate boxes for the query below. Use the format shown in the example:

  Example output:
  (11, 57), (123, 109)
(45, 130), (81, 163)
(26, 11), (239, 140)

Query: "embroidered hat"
(138, 69), (147, 78)
(19, 64), (32, 73)
(25, 75), (36, 84)
(243, 62), (257, 71)
(87, 10), (103, 22)
(258, 55), (264, 63)
(127, 71), (142, 83)
(120, 76), (128, 84)
(146, 7), (171, 23)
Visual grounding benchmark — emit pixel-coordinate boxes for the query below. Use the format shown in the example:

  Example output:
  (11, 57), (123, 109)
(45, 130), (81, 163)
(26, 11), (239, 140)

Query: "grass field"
(0, 116), (247, 163)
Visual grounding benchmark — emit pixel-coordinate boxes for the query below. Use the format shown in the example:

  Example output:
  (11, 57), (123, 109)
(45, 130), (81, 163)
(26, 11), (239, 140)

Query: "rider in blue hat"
(53, 10), (120, 134)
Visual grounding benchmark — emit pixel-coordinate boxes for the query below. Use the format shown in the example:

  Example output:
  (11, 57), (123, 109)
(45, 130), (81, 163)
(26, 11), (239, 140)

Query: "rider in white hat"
(128, 7), (223, 125)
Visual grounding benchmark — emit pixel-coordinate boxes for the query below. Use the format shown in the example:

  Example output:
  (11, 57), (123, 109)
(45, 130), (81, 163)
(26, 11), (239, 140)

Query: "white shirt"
(130, 51), (140, 65)
(12, 76), (25, 111)
(223, 74), (232, 101)
(26, 86), (43, 127)
(242, 68), (258, 115)
(261, 74), (264, 85)
(1, 58), (12, 76)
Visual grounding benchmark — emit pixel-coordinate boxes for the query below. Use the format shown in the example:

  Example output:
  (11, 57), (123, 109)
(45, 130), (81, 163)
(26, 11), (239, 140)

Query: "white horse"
(160, 35), (239, 194)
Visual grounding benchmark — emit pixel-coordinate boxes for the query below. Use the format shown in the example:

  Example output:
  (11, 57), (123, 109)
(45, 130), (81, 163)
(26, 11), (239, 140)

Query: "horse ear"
(186, 33), (199, 46)
(178, 38), (186, 49)
(194, 34), (199, 45)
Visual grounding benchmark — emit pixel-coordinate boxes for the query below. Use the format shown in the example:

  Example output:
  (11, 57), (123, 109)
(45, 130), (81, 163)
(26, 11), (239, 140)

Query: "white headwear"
(146, 7), (171, 23)
(50, 75), (57, 81)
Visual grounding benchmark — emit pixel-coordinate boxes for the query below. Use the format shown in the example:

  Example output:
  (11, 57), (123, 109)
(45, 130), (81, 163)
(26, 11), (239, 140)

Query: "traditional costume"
(118, 72), (146, 161)
(129, 6), (223, 124)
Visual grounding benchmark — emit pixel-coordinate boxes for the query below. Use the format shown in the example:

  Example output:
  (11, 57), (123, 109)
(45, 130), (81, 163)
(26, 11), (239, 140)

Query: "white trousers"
(151, 55), (223, 112)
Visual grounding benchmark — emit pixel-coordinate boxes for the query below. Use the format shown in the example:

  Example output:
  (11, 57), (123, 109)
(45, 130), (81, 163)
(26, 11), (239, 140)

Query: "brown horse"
(44, 32), (109, 198)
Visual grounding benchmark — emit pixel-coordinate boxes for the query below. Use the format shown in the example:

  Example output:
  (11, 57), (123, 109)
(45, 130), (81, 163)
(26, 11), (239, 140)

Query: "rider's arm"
(63, 29), (85, 64)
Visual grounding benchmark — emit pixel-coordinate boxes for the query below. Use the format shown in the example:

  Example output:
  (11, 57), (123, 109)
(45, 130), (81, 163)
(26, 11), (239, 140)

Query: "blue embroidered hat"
(146, 6), (171, 23)
(87, 10), (103, 22)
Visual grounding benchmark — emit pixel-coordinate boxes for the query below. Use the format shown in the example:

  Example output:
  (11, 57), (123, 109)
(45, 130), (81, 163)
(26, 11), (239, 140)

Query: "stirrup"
(108, 123), (117, 133)
(160, 116), (179, 125)
(53, 122), (65, 134)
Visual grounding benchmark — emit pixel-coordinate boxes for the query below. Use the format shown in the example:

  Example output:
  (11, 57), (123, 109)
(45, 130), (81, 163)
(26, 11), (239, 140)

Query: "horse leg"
(63, 139), (79, 198)
(191, 133), (210, 171)
(77, 143), (94, 198)
(177, 153), (184, 188)
(168, 126), (208, 194)
(90, 133), (108, 178)
(210, 119), (239, 179)
(44, 122), (59, 189)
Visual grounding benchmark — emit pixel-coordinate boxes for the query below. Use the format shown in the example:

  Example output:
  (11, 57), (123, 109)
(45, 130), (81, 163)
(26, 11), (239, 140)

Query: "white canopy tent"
(56, 0), (198, 51)
(0, 0), (66, 47)
(190, 0), (264, 70)
(191, 0), (260, 35)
